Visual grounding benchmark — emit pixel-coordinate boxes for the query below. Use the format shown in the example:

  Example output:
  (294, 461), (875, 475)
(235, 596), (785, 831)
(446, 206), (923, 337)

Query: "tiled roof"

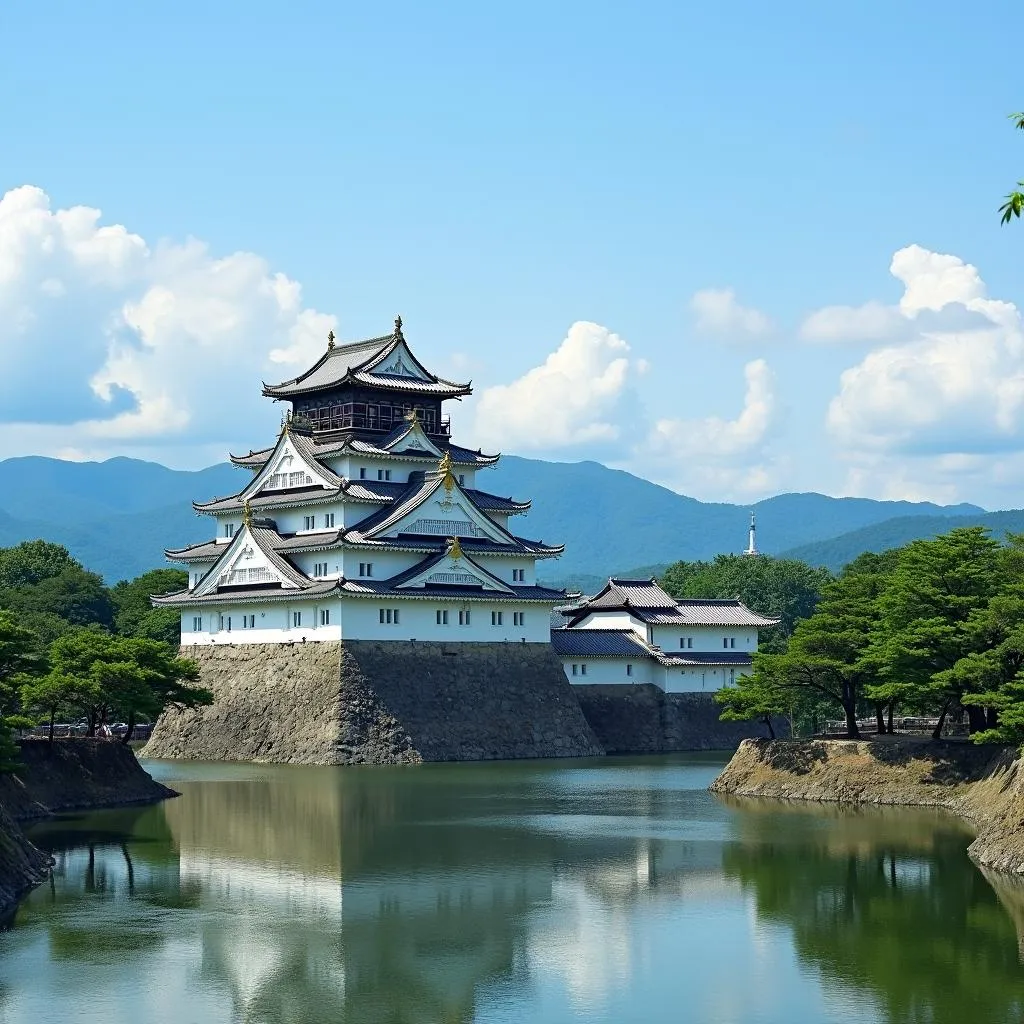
(168, 524), (560, 567)
(585, 578), (678, 610)
(566, 577), (780, 627)
(231, 437), (499, 469)
(340, 478), (530, 513)
(340, 579), (564, 603)
(153, 580), (342, 607)
(648, 601), (779, 627)
(194, 486), (342, 514)
(657, 651), (754, 667)
(549, 628), (654, 658)
(262, 329), (470, 399)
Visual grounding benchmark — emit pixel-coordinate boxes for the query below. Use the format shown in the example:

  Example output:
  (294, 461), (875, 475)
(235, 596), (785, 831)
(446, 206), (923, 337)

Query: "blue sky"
(1, 1), (1022, 507)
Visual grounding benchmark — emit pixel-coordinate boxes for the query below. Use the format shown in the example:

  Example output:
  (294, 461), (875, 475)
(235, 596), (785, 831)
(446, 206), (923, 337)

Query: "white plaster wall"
(181, 601), (342, 645)
(652, 625), (757, 655)
(562, 657), (658, 685)
(339, 598), (550, 643)
(573, 611), (647, 634)
(664, 664), (745, 693)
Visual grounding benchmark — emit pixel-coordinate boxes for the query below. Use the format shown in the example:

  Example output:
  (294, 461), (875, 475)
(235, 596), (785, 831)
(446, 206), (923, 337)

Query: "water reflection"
(1, 757), (1023, 1024)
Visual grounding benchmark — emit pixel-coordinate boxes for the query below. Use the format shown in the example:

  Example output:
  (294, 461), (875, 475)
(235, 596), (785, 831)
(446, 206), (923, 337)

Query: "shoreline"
(0, 738), (177, 917)
(710, 737), (1024, 874)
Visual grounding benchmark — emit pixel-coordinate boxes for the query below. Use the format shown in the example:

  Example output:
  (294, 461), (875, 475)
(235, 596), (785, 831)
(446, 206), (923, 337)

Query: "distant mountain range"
(0, 454), (999, 584)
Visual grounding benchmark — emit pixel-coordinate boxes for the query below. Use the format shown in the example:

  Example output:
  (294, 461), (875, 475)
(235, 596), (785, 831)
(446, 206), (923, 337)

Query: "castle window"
(512, 568), (525, 582)
(380, 608), (400, 624)
(225, 616), (232, 632)
(680, 637), (693, 649)
(360, 468), (367, 479)
(245, 614), (255, 628)
(459, 609), (471, 626)
(580, 663), (587, 676)
(458, 474), (465, 486)
(436, 609), (449, 625)
(224, 523), (235, 539)
(571, 664), (578, 676)
(513, 611), (525, 626)
(192, 616), (202, 632)
(626, 663), (633, 676)
(359, 562), (373, 577)
(324, 513), (335, 528)
(313, 562), (328, 578)
(292, 611), (302, 627)
(304, 515), (315, 530)
(724, 637), (736, 649)
(491, 611), (503, 626)
(319, 609), (330, 626)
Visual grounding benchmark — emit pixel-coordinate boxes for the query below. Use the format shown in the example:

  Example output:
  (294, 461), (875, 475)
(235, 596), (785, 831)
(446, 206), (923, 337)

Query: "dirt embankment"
(0, 738), (176, 915)
(711, 737), (1024, 874)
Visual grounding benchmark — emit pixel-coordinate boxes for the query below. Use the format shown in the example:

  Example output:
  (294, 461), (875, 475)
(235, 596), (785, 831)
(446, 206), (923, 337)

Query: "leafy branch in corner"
(999, 111), (1024, 225)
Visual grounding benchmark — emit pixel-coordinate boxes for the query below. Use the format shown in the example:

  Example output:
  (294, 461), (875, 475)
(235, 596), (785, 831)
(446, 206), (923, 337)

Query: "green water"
(2, 755), (1024, 1024)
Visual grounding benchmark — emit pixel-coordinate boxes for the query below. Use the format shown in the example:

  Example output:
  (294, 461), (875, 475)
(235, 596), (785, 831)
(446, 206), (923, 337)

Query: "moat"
(3, 754), (1024, 1024)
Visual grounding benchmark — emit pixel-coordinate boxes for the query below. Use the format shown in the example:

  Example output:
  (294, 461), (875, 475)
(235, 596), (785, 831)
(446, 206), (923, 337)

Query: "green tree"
(999, 111), (1024, 224)
(48, 631), (209, 741)
(2, 566), (115, 631)
(0, 540), (80, 589)
(717, 563), (892, 738)
(661, 554), (833, 652)
(111, 568), (187, 646)
(0, 610), (46, 771)
(873, 527), (1005, 738)
(21, 672), (79, 743)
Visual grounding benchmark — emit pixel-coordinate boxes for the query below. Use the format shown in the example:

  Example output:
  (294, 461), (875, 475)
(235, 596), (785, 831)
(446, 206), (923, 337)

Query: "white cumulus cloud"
(827, 245), (1024, 455)
(690, 288), (772, 339)
(471, 321), (637, 451)
(0, 185), (336, 461)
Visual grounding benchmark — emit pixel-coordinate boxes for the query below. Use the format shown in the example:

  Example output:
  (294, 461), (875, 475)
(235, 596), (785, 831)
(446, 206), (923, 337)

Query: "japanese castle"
(156, 319), (565, 644)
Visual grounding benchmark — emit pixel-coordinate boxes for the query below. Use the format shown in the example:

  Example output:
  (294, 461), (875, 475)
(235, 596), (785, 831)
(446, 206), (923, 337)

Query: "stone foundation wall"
(573, 684), (783, 753)
(145, 641), (603, 765)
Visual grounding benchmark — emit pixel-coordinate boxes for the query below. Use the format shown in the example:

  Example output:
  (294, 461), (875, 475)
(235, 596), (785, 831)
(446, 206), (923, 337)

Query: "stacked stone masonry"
(145, 641), (605, 764)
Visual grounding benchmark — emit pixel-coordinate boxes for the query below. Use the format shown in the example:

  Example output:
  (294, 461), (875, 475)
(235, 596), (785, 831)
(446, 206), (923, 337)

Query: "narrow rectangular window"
(385, 469), (392, 481)
(731, 637), (736, 649)
(386, 609), (393, 624)
(680, 637), (686, 650)
(304, 515), (315, 530)
(360, 468), (367, 479)
(436, 609), (449, 625)
(572, 664), (578, 676)
(324, 513), (335, 528)
(226, 616), (232, 632)
(366, 563), (373, 577)
(359, 562), (366, 577)
(225, 523), (235, 538)
(688, 638), (693, 649)
(248, 615), (255, 628)
(626, 663), (633, 676)
(380, 608), (386, 624)
(581, 663), (587, 676)
(458, 474), (465, 486)
(320, 609), (330, 626)
(193, 616), (202, 632)
(459, 609), (471, 625)
(293, 611), (301, 628)
(377, 469), (384, 480)
(394, 608), (400, 624)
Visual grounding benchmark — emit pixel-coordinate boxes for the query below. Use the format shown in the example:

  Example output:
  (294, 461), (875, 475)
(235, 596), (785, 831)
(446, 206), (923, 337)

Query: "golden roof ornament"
(393, 315), (404, 340)
(447, 536), (464, 561)
(438, 451), (456, 492)
(327, 330), (336, 350)
(242, 499), (253, 527)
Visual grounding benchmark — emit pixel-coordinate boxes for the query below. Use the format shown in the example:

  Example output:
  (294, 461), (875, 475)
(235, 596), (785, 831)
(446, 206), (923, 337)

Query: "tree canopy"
(717, 528), (1024, 745)
(661, 554), (833, 652)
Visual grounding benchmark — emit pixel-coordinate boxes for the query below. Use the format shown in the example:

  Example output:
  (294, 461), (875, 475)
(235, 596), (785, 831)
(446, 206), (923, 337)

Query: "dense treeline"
(712, 527), (1024, 745)
(0, 541), (209, 766)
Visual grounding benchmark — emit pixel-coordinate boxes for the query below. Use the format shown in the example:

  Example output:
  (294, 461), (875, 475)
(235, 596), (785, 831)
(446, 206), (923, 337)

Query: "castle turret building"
(155, 319), (566, 644)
